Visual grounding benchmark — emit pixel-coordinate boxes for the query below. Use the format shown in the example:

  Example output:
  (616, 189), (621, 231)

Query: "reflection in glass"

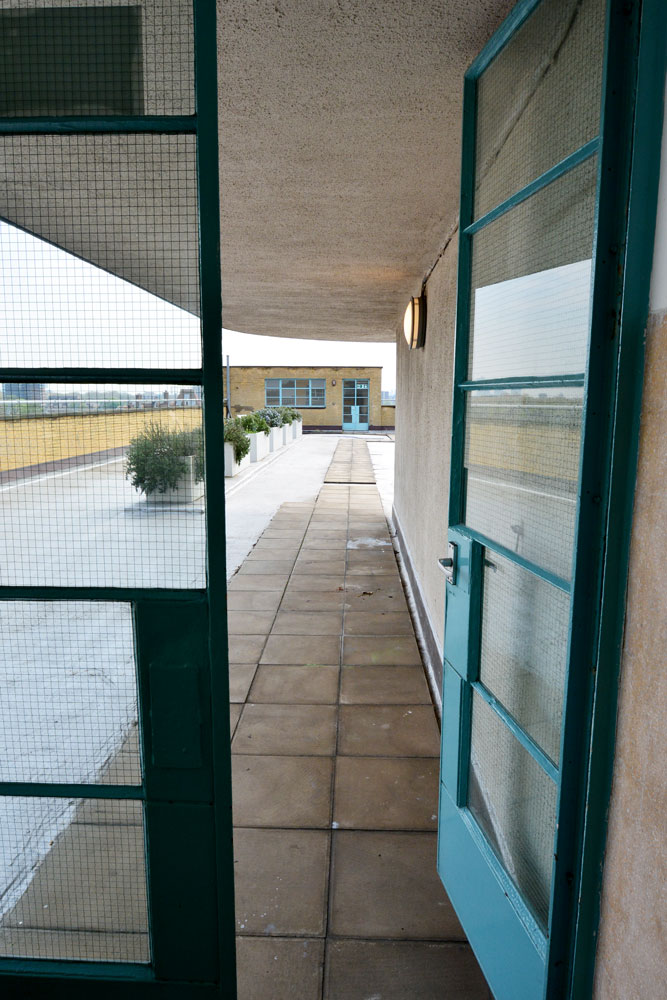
(479, 553), (569, 764)
(468, 693), (557, 929)
(464, 388), (582, 580)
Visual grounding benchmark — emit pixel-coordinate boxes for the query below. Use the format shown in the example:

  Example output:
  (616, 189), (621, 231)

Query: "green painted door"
(0, 2), (236, 996)
(437, 1), (659, 997)
(342, 380), (370, 431)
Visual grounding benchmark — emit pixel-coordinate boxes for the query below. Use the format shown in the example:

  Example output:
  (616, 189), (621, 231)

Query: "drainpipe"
(226, 355), (231, 418)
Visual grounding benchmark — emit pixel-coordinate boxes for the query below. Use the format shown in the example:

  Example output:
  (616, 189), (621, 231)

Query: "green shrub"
(278, 406), (294, 425)
(256, 406), (283, 428)
(125, 422), (203, 495)
(240, 412), (270, 435)
(224, 417), (251, 463)
(281, 406), (302, 423)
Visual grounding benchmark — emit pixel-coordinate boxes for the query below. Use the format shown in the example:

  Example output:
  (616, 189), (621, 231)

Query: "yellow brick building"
(227, 366), (394, 431)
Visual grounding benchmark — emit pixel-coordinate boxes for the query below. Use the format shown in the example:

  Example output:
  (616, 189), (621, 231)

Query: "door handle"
(438, 542), (457, 584)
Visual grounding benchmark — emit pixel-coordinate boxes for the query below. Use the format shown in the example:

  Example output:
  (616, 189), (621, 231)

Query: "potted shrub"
(224, 417), (251, 476)
(125, 423), (204, 503)
(240, 412), (271, 463)
(257, 406), (284, 452)
(283, 406), (303, 439)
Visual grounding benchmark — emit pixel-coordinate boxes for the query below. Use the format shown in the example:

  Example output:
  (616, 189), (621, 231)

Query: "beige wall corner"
(393, 237), (458, 696)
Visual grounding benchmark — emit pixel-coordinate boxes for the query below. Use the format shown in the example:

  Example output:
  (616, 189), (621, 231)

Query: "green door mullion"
(458, 374), (585, 391)
(0, 369), (203, 385)
(451, 527), (571, 594)
(470, 682), (559, 781)
(0, 116), (197, 136)
(0, 783), (143, 799)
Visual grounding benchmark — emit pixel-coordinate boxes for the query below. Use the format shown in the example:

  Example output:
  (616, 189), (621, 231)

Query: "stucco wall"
(227, 366), (383, 429)
(593, 91), (667, 1000)
(393, 236), (458, 698)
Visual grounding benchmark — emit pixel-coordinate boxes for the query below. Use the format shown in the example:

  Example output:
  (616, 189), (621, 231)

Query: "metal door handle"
(438, 542), (457, 584)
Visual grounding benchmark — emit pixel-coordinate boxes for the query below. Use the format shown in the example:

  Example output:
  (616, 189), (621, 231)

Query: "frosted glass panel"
(479, 554), (569, 764)
(464, 388), (582, 580)
(474, 0), (606, 218)
(468, 693), (557, 928)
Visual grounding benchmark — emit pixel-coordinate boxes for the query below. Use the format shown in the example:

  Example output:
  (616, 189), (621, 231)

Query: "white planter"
(146, 455), (203, 503)
(269, 426), (283, 452)
(224, 441), (251, 477)
(281, 424), (290, 446)
(249, 430), (270, 463)
(294, 420), (303, 438)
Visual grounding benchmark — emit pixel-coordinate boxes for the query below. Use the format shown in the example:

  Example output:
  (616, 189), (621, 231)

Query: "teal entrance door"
(342, 380), (370, 431)
(437, 1), (659, 998)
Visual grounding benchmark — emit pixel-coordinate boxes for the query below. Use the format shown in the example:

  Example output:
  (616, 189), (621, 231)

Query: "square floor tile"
(340, 666), (431, 704)
(343, 611), (413, 635)
(261, 634), (341, 666)
(279, 591), (346, 612)
(229, 664), (258, 703)
(329, 831), (464, 940)
(294, 547), (344, 561)
(287, 575), (346, 592)
(250, 665), (340, 704)
(234, 829), (330, 936)
(302, 538), (349, 550)
(228, 611), (276, 635)
(294, 558), (347, 575)
(229, 635), (267, 664)
(338, 705), (440, 756)
(272, 611), (343, 636)
(227, 591), (283, 612)
(342, 635), (421, 666)
(324, 940), (489, 1000)
(333, 757), (438, 830)
(233, 755), (333, 828)
(237, 937), (324, 1000)
(229, 574), (288, 592)
(230, 704), (242, 738)
(232, 704), (338, 756)
(238, 560), (296, 576)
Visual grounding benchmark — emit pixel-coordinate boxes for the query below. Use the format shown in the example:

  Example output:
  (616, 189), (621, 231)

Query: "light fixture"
(403, 293), (426, 350)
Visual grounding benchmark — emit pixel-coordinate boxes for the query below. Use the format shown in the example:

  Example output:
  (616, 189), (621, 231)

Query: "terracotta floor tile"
(342, 635), (422, 666)
(237, 937), (324, 1000)
(272, 611), (343, 636)
(324, 940), (490, 1000)
(227, 590), (283, 612)
(250, 665), (340, 704)
(340, 665), (431, 704)
(234, 829), (330, 936)
(261, 633), (341, 665)
(227, 611), (276, 635)
(329, 831), (464, 940)
(229, 664), (258, 703)
(343, 611), (413, 635)
(229, 634), (267, 664)
(232, 704), (337, 756)
(232, 755), (333, 828)
(333, 757), (439, 830)
(338, 705), (440, 757)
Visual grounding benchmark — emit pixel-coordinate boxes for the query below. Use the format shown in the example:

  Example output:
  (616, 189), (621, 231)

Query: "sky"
(0, 221), (396, 390)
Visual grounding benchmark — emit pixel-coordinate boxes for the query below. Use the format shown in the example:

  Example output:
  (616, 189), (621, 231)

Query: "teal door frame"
(0, 2), (236, 996)
(437, 1), (666, 998)
(342, 379), (370, 431)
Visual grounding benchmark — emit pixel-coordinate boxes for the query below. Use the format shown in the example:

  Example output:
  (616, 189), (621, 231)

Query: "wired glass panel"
(474, 0), (606, 219)
(468, 692), (557, 930)
(0, 798), (149, 962)
(0, 135), (201, 369)
(0, 384), (206, 588)
(0, 1), (194, 117)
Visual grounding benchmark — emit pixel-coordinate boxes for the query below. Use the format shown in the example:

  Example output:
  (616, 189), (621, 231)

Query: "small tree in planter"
(257, 407), (284, 452)
(240, 412), (271, 463)
(125, 423), (204, 502)
(224, 418), (251, 476)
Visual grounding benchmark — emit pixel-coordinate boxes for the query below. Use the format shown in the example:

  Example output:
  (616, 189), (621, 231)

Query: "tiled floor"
(231, 440), (491, 999)
(0, 440), (490, 998)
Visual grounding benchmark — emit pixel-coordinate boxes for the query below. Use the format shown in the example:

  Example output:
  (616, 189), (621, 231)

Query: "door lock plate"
(438, 542), (457, 585)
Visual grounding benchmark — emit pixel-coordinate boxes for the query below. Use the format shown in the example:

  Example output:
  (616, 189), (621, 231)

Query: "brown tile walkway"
(0, 439), (489, 998)
(232, 440), (490, 999)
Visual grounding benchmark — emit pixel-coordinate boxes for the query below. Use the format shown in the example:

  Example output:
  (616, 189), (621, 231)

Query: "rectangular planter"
(249, 430), (270, 463)
(224, 442), (251, 477)
(281, 424), (290, 446)
(294, 420), (303, 439)
(147, 455), (204, 503)
(269, 426), (283, 452)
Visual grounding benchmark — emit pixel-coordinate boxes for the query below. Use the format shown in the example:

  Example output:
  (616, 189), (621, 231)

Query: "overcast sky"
(1, 220), (396, 390)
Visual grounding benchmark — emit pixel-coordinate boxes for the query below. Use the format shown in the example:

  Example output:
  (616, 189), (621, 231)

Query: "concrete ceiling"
(218, 0), (514, 341)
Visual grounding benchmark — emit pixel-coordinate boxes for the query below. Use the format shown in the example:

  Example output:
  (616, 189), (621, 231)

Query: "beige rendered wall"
(593, 93), (667, 1000)
(227, 366), (383, 429)
(393, 236), (458, 700)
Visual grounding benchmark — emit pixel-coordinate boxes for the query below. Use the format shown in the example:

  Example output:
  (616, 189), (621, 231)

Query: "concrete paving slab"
(232, 755), (333, 828)
(237, 937), (324, 1000)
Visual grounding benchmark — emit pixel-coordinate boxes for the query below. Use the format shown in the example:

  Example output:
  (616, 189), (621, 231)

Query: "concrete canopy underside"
(0, 0), (514, 343)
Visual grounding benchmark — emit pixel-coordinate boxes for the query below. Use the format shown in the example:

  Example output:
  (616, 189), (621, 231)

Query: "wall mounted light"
(403, 293), (427, 350)
(331, 379), (336, 385)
